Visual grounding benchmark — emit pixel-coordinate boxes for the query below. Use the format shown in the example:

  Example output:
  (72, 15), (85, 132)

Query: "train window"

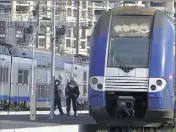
(0, 67), (8, 83)
(83, 71), (87, 81)
(4, 68), (8, 82)
(18, 70), (28, 84)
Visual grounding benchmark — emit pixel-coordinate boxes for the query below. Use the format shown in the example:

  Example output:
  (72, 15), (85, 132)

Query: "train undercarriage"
(90, 91), (176, 132)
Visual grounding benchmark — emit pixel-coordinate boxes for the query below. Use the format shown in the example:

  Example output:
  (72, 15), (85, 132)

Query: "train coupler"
(115, 96), (135, 119)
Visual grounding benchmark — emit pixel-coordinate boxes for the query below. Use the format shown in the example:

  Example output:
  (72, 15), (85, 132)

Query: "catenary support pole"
(36, 1), (40, 48)
(30, 26), (37, 121)
(76, 1), (80, 55)
(50, 0), (56, 119)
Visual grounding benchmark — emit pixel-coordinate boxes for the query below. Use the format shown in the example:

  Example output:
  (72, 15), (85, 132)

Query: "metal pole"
(76, 1), (80, 55)
(72, 30), (75, 77)
(30, 28), (37, 121)
(50, 0), (56, 119)
(36, 1), (40, 48)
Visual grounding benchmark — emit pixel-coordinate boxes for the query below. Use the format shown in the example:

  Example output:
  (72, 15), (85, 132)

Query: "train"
(0, 41), (89, 111)
(88, 6), (176, 131)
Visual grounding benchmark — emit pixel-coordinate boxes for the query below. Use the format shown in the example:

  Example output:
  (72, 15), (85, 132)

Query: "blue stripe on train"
(0, 96), (88, 102)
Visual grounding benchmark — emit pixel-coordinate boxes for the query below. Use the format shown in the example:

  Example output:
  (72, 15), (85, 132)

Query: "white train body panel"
(11, 57), (35, 99)
(0, 54), (11, 100)
(0, 45), (89, 110)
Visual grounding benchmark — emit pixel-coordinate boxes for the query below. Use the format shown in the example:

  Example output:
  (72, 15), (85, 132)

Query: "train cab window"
(0, 67), (8, 83)
(18, 70), (28, 84)
(108, 16), (153, 69)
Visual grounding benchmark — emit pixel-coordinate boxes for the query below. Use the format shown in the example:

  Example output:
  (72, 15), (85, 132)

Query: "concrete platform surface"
(0, 113), (96, 130)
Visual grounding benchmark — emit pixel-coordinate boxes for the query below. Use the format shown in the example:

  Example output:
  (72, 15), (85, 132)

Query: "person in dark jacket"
(65, 77), (80, 116)
(54, 78), (65, 116)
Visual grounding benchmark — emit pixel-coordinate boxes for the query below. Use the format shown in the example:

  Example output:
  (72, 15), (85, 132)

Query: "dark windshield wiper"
(113, 56), (130, 73)
(110, 51), (129, 73)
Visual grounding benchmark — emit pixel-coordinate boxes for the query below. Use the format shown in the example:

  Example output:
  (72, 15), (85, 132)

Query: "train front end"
(89, 7), (175, 127)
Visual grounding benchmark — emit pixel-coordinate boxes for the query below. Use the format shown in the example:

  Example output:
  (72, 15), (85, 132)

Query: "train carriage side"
(89, 7), (175, 127)
(0, 53), (11, 107)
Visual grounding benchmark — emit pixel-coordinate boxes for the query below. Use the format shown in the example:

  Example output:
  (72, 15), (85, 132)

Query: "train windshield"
(108, 16), (153, 69)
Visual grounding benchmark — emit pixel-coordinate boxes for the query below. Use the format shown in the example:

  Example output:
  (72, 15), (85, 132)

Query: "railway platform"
(0, 110), (106, 132)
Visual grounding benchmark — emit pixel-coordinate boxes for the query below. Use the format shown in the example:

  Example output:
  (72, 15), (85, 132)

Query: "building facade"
(0, 1), (174, 56)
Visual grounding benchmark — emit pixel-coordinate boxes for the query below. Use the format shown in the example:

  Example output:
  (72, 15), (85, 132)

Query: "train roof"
(0, 41), (88, 69)
(20, 49), (82, 69)
(0, 41), (27, 57)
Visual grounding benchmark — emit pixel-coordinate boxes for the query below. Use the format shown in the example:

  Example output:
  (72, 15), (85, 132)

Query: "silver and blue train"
(0, 41), (88, 111)
(89, 6), (176, 129)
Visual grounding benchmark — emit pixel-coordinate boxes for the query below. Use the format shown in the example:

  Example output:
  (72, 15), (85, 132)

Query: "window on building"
(56, 9), (61, 15)
(83, 71), (87, 81)
(40, 1), (47, 5)
(73, 28), (77, 38)
(0, 21), (5, 26)
(66, 29), (71, 37)
(74, 40), (76, 48)
(88, 9), (93, 19)
(87, 48), (90, 54)
(39, 38), (45, 47)
(81, 41), (86, 49)
(66, 39), (71, 47)
(0, 67), (8, 83)
(18, 69), (28, 84)
(0, 27), (5, 34)
(67, 8), (72, 16)
(82, 11), (86, 19)
(88, 2), (92, 6)
(0, 37), (4, 41)
(67, 1), (72, 6)
(94, 10), (105, 16)
(16, 6), (28, 14)
(73, 9), (76, 17)
(81, 29), (86, 39)
(83, 84), (87, 95)
(88, 21), (92, 27)
(87, 36), (91, 46)
(74, 1), (77, 7)
(82, 1), (86, 8)
(40, 26), (46, 34)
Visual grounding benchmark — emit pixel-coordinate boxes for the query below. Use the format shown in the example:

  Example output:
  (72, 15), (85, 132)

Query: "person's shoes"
(74, 112), (78, 117)
(66, 112), (71, 116)
(60, 112), (65, 116)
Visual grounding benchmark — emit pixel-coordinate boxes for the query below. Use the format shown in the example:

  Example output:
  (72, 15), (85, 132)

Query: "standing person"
(65, 77), (80, 117)
(54, 78), (65, 116)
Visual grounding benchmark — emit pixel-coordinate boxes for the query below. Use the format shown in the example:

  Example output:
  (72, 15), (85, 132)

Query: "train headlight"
(156, 80), (162, 86)
(90, 76), (104, 91)
(150, 85), (156, 91)
(92, 78), (98, 84)
(149, 78), (167, 92)
(97, 83), (103, 89)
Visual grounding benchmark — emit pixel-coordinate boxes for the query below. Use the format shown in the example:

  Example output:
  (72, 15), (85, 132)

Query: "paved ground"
(0, 113), (96, 130)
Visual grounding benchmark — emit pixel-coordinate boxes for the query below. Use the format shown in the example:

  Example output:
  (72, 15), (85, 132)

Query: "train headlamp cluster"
(149, 78), (167, 92)
(90, 76), (104, 90)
